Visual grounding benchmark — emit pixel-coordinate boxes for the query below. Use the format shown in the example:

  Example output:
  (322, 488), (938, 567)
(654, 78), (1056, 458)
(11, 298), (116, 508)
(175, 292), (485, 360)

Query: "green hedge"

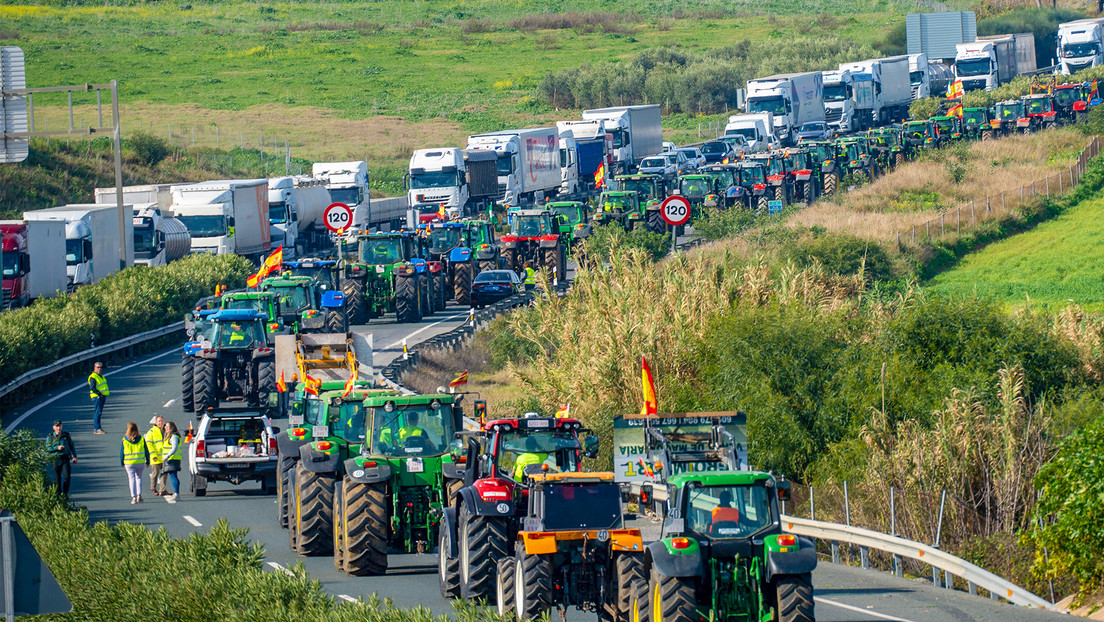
(0, 253), (252, 386)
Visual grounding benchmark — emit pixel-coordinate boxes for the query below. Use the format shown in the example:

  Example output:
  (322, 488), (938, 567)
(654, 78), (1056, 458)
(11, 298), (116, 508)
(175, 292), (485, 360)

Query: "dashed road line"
(266, 561), (295, 576)
(338, 595), (357, 603)
(183, 515), (202, 527)
(815, 597), (918, 622)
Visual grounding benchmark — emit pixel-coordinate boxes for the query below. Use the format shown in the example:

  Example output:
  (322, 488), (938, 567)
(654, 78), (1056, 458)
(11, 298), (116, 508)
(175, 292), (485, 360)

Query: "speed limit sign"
(324, 202), (353, 233)
(660, 195), (692, 227)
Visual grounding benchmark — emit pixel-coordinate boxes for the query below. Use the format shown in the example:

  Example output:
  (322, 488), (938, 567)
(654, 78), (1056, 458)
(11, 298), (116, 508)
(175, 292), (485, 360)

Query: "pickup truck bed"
(189, 411), (278, 496)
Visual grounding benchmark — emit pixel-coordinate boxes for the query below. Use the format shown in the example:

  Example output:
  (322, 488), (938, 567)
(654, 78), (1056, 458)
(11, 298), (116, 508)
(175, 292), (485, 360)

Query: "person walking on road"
(46, 420), (77, 495)
(88, 361), (109, 434)
(120, 422), (150, 504)
(144, 415), (166, 496)
(160, 421), (182, 504)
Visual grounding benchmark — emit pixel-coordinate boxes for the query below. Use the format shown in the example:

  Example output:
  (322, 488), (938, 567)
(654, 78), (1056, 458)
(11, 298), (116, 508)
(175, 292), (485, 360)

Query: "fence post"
(216, 125), (219, 149)
(926, 220), (930, 239)
(911, 225), (915, 244)
(1021, 185), (1024, 202)
(970, 201), (975, 223)
(1060, 170), (1063, 193)
(957, 207), (960, 233)
(1032, 180), (1036, 197)
(1046, 175), (1050, 198)
(941, 213), (945, 236)
(891, 487), (903, 576)
(1001, 191), (1004, 212)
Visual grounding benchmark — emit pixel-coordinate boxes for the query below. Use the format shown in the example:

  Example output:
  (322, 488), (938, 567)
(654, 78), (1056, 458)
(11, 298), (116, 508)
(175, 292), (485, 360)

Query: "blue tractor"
(181, 309), (277, 414)
(419, 222), (478, 307)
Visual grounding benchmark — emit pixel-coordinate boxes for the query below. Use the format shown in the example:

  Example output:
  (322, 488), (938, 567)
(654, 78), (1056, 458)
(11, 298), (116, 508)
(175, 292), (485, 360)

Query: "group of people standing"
(121, 416), (183, 504)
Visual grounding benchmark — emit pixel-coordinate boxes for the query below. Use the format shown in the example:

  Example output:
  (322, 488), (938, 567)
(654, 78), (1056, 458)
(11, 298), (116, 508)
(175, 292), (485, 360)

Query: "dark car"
(700, 140), (737, 165)
(470, 269), (522, 308)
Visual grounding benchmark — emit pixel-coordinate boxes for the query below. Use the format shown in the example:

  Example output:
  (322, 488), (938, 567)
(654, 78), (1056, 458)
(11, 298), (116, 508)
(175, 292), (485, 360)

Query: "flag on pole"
(947, 79), (964, 100)
(304, 374), (321, 396)
(555, 403), (571, 418)
(342, 374), (356, 398)
(640, 356), (658, 416)
(637, 458), (655, 478)
(948, 102), (964, 118)
(449, 371), (469, 388)
(1091, 79), (1099, 100)
(247, 245), (284, 288)
(277, 371), (287, 393)
(594, 162), (605, 189)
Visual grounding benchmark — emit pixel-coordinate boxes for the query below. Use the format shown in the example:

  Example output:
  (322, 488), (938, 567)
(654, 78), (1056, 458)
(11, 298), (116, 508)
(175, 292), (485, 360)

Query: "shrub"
(909, 97), (941, 121)
(126, 131), (171, 166)
(580, 224), (670, 263)
(783, 231), (895, 282)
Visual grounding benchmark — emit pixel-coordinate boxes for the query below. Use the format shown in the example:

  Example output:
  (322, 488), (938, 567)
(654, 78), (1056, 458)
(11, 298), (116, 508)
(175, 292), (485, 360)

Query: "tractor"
(281, 258), (340, 291)
(836, 137), (877, 183)
(438, 413), (599, 599)
(779, 149), (818, 205)
(420, 221), (479, 307)
(546, 201), (593, 248)
(181, 309), (276, 413)
(802, 141), (840, 198)
(991, 99), (1026, 137)
(1053, 83), (1089, 125)
(931, 115), (963, 142)
(467, 219), (503, 273)
(696, 165), (741, 208)
(963, 108), (994, 141)
(745, 152), (791, 206)
(500, 209), (568, 281)
(258, 274), (347, 334)
(593, 191), (639, 230)
(866, 127), (907, 171)
(675, 174), (722, 209)
(903, 120), (941, 152)
(339, 232), (437, 325)
(1021, 94), (1058, 133)
(218, 290), (281, 341)
(614, 173), (668, 233)
(733, 162), (771, 213)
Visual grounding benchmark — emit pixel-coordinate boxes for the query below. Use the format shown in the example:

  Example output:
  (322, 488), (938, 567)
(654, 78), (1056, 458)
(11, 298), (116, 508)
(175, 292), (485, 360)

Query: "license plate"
(312, 425), (329, 438)
(406, 458), (424, 473)
(289, 415), (304, 426)
(226, 463), (251, 469)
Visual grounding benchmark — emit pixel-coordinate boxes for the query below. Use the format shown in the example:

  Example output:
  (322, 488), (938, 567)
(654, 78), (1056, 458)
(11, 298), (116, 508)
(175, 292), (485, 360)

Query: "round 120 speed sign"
(660, 195), (692, 227)
(324, 202), (353, 233)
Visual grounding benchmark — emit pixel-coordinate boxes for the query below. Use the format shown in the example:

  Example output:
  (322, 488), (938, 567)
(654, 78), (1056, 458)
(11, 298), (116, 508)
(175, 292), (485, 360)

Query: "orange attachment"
(520, 529), (644, 555)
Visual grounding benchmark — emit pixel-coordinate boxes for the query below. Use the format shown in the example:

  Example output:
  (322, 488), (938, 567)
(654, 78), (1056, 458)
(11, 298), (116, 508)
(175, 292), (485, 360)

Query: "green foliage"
(782, 231), (895, 281)
(0, 253), (252, 385)
(484, 312), (547, 371)
(126, 131), (170, 166)
(909, 97), (941, 121)
(693, 206), (760, 241)
(978, 8), (1085, 69)
(1025, 412), (1104, 602)
(580, 224), (670, 263)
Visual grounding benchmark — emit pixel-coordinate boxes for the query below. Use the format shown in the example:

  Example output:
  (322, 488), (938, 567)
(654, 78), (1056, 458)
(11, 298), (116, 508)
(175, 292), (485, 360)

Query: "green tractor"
(836, 137), (877, 183)
(802, 141), (840, 198)
(931, 115), (963, 142)
(546, 201), (593, 248)
(962, 108), (994, 141)
(593, 191), (640, 230)
(467, 220), (503, 273)
(258, 274), (348, 334)
(614, 173), (668, 233)
(282, 390), (466, 575)
(675, 174), (722, 209)
(903, 120), (941, 152)
(865, 128), (907, 172)
(219, 290), (281, 340)
(339, 232), (437, 325)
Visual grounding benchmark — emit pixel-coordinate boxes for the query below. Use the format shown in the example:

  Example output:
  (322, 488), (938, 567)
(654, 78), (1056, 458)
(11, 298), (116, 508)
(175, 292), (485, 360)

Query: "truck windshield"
(1064, 42), (1100, 58)
(823, 83), (848, 101)
(214, 320), (264, 348)
(65, 239), (85, 265)
(496, 153), (515, 176)
(910, 71), (925, 86)
(133, 226), (157, 254)
(410, 170), (459, 189)
(329, 187), (360, 206)
(955, 58), (991, 77)
(177, 215), (227, 237)
(685, 483), (773, 539)
(748, 97), (785, 116)
(269, 201), (288, 224)
(358, 238), (404, 264)
(2, 252), (18, 277)
(369, 405), (455, 457)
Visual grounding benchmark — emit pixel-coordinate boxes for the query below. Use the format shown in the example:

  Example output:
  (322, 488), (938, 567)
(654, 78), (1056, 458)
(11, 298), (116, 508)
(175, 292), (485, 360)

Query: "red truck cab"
(0, 223), (30, 310)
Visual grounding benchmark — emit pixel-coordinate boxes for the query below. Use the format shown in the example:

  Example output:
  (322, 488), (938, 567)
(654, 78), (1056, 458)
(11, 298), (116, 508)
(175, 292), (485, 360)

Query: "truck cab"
(0, 225), (30, 309)
(1058, 19), (1104, 75)
(408, 148), (469, 220)
(821, 69), (856, 133)
(312, 162), (370, 230)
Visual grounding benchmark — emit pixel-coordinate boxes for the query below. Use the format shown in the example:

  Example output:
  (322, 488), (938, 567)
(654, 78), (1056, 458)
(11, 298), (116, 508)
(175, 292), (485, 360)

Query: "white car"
(675, 147), (705, 171)
(639, 151), (689, 181)
(662, 141), (677, 152)
(188, 408), (279, 496)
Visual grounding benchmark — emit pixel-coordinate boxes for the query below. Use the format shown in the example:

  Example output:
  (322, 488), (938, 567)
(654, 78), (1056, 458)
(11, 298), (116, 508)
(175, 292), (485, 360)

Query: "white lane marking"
(183, 515), (202, 527)
(384, 311), (469, 350)
(815, 597), (918, 622)
(164, 396), (180, 408)
(5, 348), (180, 433)
(266, 561), (295, 576)
(338, 594), (357, 603)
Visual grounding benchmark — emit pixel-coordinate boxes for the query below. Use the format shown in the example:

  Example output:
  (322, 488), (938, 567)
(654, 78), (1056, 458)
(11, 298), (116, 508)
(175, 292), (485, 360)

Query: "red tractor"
(437, 414), (599, 600)
(1021, 93), (1058, 133)
(500, 209), (568, 281)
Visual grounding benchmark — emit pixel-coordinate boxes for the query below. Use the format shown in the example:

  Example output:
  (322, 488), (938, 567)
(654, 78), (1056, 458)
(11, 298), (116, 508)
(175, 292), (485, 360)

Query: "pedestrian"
(145, 415), (166, 496)
(45, 420), (77, 495)
(88, 361), (109, 434)
(120, 422), (150, 504)
(160, 421), (182, 504)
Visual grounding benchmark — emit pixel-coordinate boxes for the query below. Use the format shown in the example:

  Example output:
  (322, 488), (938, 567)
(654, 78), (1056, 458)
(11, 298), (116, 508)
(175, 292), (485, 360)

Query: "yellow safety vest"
(122, 437), (147, 466)
(162, 434), (182, 462)
(88, 372), (109, 399)
(399, 425), (425, 442)
(513, 452), (549, 481)
(144, 427), (164, 465)
(524, 267), (536, 285)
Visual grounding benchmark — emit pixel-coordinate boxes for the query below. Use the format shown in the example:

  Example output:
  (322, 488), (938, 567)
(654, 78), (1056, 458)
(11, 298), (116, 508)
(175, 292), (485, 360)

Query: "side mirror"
(583, 435), (599, 459)
(228, 217), (236, 228)
(83, 239), (94, 260)
(272, 426), (281, 434)
(449, 438), (464, 460)
(776, 480), (792, 502)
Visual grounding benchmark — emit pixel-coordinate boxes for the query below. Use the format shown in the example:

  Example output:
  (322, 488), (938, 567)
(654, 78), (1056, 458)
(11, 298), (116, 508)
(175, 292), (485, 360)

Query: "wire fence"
(896, 135), (1101, 246)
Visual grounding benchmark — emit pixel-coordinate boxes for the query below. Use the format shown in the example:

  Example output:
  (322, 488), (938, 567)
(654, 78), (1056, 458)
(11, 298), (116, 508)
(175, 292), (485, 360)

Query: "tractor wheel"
(454, 261), (475, 306)
(774, 185), (786, 206)
(479, 259), (498, 273)
(981, 130), (993, 142)
(774, 573), (815, 622)
(335, 478), (388, 576)
(1077, 111), (1088, 125)
(326, 308), (347, 333)
(515, 553), (552, 621)
(802, 181), (814, 206)
(292, 462), (336, 556)
(755, 196), (769, 215)
(495, 558), (517, 616)
(646, 209), (665, 234)
(459, 504), (510, 599)
(629, 579), (650, 622)
(503, 249), (518, 272)
(395, 275), (421, 323)
(853, 169), (867, 183)
(181, 356), (195, 413)
(341, 277), (367, 325)
(332, 487), (346, 572)
(555, 245), (567, 286)
(287, 467), (300, 550)
(254, 359), (276, 407)
(650, 568), (696, 622)
(276, 454), (297, 528)
(615, 553), (645, 622)
(434, 271), (447, 312)
(445, 478), (463, 506)
(420, 272), (434, 317)
(192, 358), (217, 412)
(541, 248), (559, 279)
(894, 152), (904, 168)
(822, 172), (837, 197)
(438, 518), (461, 598)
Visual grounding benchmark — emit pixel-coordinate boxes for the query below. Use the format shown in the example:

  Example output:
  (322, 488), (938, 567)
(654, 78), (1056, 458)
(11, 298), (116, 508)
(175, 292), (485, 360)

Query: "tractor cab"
(903, 120), (939, 149)
(931, 116), (963, 141)
(614, 174), (666, 207)
(963, 107), (993, 139)
(594, 191), (640, 228)
(1022, 94), (1057, 131)
(281, 258), (339, 291)
(546, 201), (592, 244)
(992, 99), (1025, 135)
(675, 174), (719, 207)
(259, 274), (344, 333)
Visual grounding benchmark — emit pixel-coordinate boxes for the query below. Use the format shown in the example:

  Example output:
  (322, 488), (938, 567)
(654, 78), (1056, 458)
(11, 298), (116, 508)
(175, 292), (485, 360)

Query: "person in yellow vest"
(159, 421), (183, 504)
(145, 415), (166, 496)
(88, 361), (109, 434)
(120, 422), (150, 505)
(523, 262), (536, 290)
(379, 411), (428, 449)
(512, 451), (549, 482)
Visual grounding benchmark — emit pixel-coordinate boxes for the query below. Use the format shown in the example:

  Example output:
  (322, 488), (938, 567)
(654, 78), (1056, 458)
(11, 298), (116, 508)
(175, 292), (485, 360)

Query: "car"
(470, 269), (522, 308)
(717, 133), (751, 156)
(700, 140), (737, 165)
(675, 147), (706, 170)
(662, 141), (676, 152)
(187, 407), (279, 497)
(638, 153), (685, 182)
(796, 121), (831, 143)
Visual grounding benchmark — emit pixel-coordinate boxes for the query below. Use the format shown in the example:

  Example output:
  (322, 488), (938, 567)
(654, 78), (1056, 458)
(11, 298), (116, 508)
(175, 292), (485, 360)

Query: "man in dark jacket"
(46, 420), (77, 495)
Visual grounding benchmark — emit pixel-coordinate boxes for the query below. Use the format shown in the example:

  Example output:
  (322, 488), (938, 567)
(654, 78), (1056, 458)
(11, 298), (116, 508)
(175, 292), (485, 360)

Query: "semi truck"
(312, 162), (370, 230)
(838, 56), (912, 127)
(558, 131), (581, 197)
(908, 54), (931, 99)
(954, 33), (1036, 91)
(406, 148), (498, 222)
(170, 179), (271, 261)
(745, 72), (824, 146)
(23, 204), (134, 288)
(580, 105), (662, 173)
(556, 120), (614, 190)
(267, 176), (331, 258)
(0, 219), (66, 309)
(723, 113), (775, 151)
(466, 127), (561, 207)
(131, 205), (190, 267)
(821, 69), (859, 133)
(1058, 18), (1104, 75)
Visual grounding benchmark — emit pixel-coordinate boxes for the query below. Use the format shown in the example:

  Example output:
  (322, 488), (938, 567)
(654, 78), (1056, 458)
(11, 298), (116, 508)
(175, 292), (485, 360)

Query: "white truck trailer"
(267, 176), (330, 258)
(580, 105), (662, 173)
(838, 57), (912, 127)
(23, 204), (134, 288)
(170, 180), (270, 261)
(1058, 19), (1104, 75)
(312, 161), (370, 230)
(954, 34), (1036, 91)
(466, 127), (561, 207)
(94, 186), (189, 267)
(745, 72), (824, 146)
(406, 147), (499, 222)
(0, 219), (67, 306)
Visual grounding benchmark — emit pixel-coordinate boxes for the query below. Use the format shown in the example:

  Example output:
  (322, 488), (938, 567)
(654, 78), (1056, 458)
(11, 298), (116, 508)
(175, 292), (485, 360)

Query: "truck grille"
(825, 108), (842, 123)
(1, 289), (11, 310)
(911, 85), (920, 99)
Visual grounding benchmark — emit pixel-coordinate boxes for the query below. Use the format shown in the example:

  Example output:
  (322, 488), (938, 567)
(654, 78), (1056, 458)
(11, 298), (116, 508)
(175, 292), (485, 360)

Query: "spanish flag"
(215, 283), (222, 297)
(342, 374), (356, 398)
(947, 79), (964, 100)
(640, 356), (658, 416)
(449, 371), (469, 388)
(555, 403), (571, 418)
(1092, 79), (1099, 100)
(594, 162), (605, 189)
(304, 374), (321, 396)
(948, 102), (964, 119)
(247, 245), (284, 288)
(277, 371), (287, 393)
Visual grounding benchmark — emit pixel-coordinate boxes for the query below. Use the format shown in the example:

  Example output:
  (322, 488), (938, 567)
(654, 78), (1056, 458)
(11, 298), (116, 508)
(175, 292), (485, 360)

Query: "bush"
(909, 97), (941, 121)
(580, 224), (670, 263)
(126, 131), (171, 166)
(783, 231), (896, 282)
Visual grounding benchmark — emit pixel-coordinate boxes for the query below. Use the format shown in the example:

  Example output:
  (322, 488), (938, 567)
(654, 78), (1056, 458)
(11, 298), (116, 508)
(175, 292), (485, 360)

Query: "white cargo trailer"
(24, 204), (134, 287)
(466, 127), (560, 207)
(745, 72), (824, 146)
(171, 180), (270, 260)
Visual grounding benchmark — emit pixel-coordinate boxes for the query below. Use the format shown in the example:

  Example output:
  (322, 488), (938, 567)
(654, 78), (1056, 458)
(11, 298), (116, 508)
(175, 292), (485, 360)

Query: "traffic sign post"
(660, 195), (692, 255)
(324, 202), (353, 234)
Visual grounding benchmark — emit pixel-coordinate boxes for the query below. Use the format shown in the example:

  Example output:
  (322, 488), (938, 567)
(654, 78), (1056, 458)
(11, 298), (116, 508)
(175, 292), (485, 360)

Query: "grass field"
(924, 193), (1104, 312)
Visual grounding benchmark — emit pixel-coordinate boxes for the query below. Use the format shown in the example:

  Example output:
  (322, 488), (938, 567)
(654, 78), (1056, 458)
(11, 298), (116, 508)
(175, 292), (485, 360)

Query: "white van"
(723, 113), (776, 152)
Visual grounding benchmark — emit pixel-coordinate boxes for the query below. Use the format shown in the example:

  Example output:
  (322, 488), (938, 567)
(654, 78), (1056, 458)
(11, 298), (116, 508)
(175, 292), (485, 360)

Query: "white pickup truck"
(187, 408), (280, 496)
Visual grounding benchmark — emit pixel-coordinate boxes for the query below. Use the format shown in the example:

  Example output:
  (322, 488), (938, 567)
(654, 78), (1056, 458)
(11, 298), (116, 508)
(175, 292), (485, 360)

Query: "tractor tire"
(629, 579), (650, 622)
(755, 196), (769, 215)
(459, 504), (510, 599)
(434, 271), (447, 312)
(181, 356), (195, 413)
(445, 478), (463, 506)
(981, 130), (993, 141)
(255, 359), (276, 408)
(853, 169), (867, 184)
(438, 518), (461, 598)
(802, 180), (814, 206)
(1077, 111), (1088, 125)
(325, 308), (347, 334)
(646, 209), (665, 235)
(395, 275), (421, 323)
(774, 573), (815, 622)
(650, 568), (696, 622)
(292, 462), (336, 556)
(616, 553), (645, 622)
(515, 553), (552, 621)
(495, 558), (517, 616)
(341, 277), (367, 325)
(332, 488), (346, 572)
(555, 245), (567, 286)
(334, 478), (388, 576)
(774, 185), (786, 206)
(479, 259), (498, 274)
(454, 261), (475, 306)
(503, 249), (518, 272)
(419, 273), (433, 317)
(894, 152), (904, 168)
(287, 467), (300, 550)
(192, 358), (217, 412)
(276, 454), (297, 528)
(822, 172), (837, 197)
